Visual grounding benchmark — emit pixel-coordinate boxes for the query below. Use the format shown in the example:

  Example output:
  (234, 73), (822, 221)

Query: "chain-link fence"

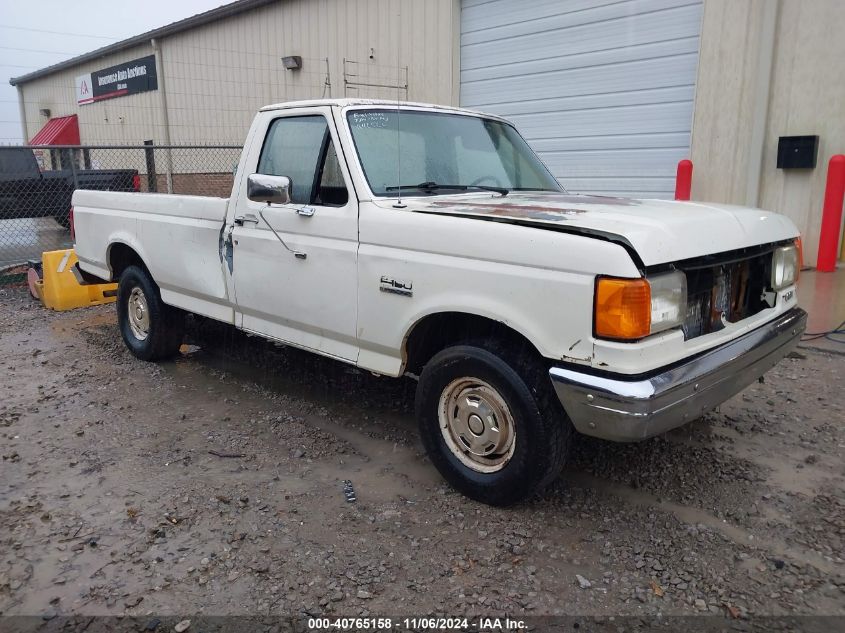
(0, 144), (241, 269)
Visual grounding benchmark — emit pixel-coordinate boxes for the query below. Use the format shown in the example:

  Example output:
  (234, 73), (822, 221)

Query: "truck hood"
(404, 192), (799, 267)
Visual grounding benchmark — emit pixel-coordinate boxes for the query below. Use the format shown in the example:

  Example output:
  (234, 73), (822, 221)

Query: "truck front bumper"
(549, 307), (807, 442)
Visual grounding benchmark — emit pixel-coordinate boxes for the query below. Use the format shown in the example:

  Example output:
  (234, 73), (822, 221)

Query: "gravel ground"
(1, 286), (843, 625)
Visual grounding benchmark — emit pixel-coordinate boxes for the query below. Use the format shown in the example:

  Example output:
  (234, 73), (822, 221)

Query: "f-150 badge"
(380, 276), (413, 297)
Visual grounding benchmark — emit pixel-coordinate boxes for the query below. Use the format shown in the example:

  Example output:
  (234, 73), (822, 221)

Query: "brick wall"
(138, 172), (235, 198)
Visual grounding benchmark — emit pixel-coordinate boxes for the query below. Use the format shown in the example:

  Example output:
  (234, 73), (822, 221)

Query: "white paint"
(229, 105), (359, 362)
(57, 250), (72, 274)
(74, 99), (800, 380)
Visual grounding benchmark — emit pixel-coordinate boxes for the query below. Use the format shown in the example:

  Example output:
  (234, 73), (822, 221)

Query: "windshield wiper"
(385, 181), (509, 196)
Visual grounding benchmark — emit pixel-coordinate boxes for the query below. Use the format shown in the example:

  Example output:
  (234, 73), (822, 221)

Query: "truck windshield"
(346, 109), (562, 197)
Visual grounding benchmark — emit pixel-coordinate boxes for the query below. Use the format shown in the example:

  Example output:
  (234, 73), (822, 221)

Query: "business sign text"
(76, 55), (157, 105)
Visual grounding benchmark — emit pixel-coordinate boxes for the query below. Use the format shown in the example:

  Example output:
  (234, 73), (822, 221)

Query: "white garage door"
(460, 0), (703, 199)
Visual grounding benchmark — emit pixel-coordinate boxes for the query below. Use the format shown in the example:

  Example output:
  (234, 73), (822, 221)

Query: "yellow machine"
(33, 249), (117, 311)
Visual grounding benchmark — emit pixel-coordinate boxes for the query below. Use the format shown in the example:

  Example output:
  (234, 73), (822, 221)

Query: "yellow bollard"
(37, 249), (117, 311)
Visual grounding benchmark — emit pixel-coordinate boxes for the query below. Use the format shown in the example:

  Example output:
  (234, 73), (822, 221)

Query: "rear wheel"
(117, 265), (184, 361)
(416, 341), (572, 506)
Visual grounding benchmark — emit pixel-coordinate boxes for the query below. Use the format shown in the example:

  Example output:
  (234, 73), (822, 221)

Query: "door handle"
(234, 214), (259, 226)
(296, 206), (315, 217)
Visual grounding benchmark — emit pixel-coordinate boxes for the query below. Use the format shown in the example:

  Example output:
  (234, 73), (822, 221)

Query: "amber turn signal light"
(594, 277), (651, 340)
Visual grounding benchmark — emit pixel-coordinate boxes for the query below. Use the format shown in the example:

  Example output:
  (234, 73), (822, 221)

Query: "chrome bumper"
(549, 308), (807, 442)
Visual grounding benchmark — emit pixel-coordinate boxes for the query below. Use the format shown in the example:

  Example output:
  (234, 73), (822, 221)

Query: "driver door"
(230, 109), (359, 362)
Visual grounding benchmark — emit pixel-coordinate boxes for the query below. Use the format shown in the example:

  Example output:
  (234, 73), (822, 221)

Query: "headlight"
(771, 245), (798, 290)
(648, 270), (687, 334)
(594, 271), (687, 340)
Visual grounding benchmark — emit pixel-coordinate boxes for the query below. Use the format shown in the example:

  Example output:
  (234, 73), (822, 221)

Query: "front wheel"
(117, 265), (184, 361)
(415, 343), (571, 506)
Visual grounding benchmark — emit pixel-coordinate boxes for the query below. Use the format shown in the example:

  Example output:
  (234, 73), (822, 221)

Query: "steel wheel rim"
(438, 377), (516, 473)
(127, 287), (150, 341)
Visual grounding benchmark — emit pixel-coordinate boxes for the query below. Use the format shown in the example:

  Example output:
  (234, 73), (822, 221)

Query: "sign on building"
(76, 55), (157, 105)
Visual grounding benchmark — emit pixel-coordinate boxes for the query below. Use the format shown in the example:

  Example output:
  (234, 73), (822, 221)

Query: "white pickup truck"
(73, 98), (806, 505)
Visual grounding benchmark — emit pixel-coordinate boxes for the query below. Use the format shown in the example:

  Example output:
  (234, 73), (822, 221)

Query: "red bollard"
(675, 159), (693, 201)
(816, 155), (845, 272)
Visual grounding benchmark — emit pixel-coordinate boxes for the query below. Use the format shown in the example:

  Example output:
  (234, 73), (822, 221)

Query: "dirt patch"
(0, 286), (843, 621)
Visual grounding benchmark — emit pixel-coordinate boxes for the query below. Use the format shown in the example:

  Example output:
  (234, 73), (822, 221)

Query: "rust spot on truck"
(425, 193), (641, 222)
(432, 193), (640, 208)
(429, 200), (586, 221)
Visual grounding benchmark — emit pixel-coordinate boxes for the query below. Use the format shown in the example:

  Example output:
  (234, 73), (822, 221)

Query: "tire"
(117, 265), (185, 361)
(415, 341), (572, 506)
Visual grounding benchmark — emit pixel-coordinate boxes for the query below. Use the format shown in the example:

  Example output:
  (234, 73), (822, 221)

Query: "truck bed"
(72, 190), (234, 323)
(0, 147), (137, 223)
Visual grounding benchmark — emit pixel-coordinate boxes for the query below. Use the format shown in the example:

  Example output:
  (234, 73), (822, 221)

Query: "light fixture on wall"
(282, 56), (302, 70)
(39, 108), (51, 117)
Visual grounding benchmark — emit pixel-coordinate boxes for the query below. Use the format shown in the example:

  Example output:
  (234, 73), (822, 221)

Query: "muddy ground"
(1, 286), (843, 626)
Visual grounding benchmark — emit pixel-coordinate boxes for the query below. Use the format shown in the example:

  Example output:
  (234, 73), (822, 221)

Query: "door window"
(257, 115), (348, 206)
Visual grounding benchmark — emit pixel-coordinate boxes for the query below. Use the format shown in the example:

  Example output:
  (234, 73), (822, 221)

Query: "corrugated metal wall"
(460, 0), (704, 199)
(18, 0), (457, 147)
(160, 0), (456, 144)
(19, 43), (165, 145)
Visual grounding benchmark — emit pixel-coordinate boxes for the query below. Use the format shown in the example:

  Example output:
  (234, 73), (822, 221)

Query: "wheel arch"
(402, 310), (548, 376)
(107, 241), (148, 281)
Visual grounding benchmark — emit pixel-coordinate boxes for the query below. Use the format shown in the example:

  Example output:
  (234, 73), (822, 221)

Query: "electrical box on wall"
(777, 135), (818, 169)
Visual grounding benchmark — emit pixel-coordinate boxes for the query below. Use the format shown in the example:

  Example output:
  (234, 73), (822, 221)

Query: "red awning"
(29, 114), (80, 145)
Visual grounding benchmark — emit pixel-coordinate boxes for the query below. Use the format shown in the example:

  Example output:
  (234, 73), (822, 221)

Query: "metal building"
(8, 0), (845, 263)
(11, 0), (457, 147)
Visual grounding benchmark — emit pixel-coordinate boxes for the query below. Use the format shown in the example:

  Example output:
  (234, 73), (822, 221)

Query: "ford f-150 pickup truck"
(72, 99), (806, 505)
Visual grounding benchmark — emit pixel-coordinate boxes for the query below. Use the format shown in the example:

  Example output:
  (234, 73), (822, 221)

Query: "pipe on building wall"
(744, 0), (780, 208)
(151, 38), (174, 193)
(450, 0), (461, 107)
(16, 85), (28, 143)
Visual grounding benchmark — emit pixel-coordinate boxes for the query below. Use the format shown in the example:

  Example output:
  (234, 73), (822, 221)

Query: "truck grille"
(679, 248), (774, 340)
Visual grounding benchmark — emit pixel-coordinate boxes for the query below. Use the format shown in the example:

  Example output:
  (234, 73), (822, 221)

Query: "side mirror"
(247, 174), (291, 205)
